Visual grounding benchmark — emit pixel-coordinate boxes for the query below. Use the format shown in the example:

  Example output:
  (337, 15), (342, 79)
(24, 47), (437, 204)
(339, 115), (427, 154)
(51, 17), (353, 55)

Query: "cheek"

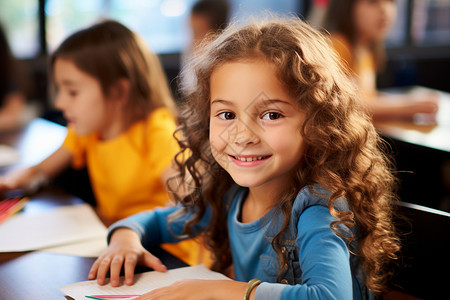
(209, 121), (227, 154)
(273, 129), (304, 162)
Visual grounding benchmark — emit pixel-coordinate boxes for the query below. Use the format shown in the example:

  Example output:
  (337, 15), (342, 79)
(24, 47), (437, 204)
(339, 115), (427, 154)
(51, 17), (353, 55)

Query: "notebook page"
(0, 204), (106, 252)
(60, 265), (230, 300)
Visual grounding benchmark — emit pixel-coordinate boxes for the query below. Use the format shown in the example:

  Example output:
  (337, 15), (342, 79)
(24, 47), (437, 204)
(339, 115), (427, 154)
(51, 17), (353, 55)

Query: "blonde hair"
(50, 20), (175, 123)
(172, 16), (400, 294)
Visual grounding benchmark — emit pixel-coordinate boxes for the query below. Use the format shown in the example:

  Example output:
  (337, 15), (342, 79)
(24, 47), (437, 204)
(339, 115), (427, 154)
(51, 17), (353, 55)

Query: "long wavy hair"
(170, 16), (400, 294)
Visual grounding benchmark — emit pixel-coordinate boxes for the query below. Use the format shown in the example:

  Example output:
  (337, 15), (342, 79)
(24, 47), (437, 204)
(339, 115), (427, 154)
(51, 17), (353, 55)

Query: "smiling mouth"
(230, 155), (271, 162)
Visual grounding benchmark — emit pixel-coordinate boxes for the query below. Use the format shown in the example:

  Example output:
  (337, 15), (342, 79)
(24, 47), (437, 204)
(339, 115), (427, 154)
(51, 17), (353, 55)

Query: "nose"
(231, 120), (260, 146)
(54, 90), (66, 111)
(380, 0), (394, 17)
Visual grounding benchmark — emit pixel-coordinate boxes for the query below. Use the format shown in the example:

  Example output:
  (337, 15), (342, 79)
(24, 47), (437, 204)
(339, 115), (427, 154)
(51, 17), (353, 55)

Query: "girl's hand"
(0, 166), (44, 193)
(88, 228), (167, 287)
(134, 279), (248, 300)
(408, 91), (440, 115)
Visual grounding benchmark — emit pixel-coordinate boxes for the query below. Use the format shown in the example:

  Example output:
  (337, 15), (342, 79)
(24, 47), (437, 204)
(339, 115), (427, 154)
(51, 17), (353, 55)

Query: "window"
(411, 0), (450, 46)
(2, 0), (302, 58)
(0, 0), (40, 58)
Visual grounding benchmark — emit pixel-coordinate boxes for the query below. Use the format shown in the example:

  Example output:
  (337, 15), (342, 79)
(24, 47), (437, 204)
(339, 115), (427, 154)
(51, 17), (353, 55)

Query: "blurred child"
(189, 0), (230, 49)
(89, 17), (401, 299)
(323, 0), (439, 121)
(0, 20), (200, 265)
(180, 0), (230, 93)
(0, 24), (29, 131)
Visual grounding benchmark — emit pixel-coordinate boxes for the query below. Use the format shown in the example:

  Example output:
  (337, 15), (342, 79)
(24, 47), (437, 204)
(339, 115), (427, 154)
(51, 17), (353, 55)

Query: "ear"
(108, 79), (130, 106)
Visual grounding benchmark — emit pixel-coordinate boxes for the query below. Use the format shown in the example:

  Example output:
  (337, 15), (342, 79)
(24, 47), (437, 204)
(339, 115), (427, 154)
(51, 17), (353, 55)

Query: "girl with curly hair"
(89, 16), (401, 299)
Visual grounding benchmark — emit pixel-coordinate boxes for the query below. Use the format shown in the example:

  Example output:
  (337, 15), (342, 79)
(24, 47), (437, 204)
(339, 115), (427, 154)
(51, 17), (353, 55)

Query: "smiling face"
(209, 60), (306, 193)
(353, 0), (396, 44)
(53, 58), (115, 137)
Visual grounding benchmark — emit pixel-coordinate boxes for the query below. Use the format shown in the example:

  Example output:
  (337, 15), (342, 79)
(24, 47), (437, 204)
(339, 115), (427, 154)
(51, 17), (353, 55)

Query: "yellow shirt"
(330, 33), (377, 100)
(63, 107), (178, 221)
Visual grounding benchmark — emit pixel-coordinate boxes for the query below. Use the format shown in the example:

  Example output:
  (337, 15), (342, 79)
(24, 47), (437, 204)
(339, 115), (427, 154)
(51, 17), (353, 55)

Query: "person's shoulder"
(146, 107), (176, 128)
(149, 107), (176, 120)
(329, 33), (354, 70)
(292, 184), (349, 220)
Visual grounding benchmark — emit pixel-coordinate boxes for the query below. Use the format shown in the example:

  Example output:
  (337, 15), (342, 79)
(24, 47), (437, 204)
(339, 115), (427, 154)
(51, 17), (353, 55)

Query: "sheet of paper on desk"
(41, 236), (108, 257)
(60, 264), (230, 300)
(0, 203), (107, 252)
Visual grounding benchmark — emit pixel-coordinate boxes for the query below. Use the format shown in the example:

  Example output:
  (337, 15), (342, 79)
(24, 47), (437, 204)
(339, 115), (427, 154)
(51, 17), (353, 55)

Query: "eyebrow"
(210, 99), (233, 106)
(258, 99), (294, 107)
(57, 79), (79, 87)
(210, 98), (293, 107)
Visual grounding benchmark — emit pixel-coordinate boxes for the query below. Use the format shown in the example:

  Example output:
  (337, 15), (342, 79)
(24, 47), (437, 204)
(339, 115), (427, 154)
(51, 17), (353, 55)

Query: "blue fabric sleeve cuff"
(254, 282), (284, 300)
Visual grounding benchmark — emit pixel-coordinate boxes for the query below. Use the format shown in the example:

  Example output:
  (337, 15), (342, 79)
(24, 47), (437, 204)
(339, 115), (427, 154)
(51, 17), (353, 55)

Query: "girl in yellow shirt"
(323, 0), (439, 121)
(0, 20), (202, 265)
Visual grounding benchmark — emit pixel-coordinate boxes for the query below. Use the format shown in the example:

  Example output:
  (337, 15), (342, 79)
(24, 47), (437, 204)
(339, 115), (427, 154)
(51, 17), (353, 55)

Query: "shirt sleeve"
(107, 205), (211, 248)
(255, 206), (353, 300)
(62, 126), (87, 169)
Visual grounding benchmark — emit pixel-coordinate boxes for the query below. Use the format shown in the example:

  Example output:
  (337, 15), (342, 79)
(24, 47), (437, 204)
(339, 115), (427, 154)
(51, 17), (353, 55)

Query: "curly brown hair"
(170, 16), (401, 294)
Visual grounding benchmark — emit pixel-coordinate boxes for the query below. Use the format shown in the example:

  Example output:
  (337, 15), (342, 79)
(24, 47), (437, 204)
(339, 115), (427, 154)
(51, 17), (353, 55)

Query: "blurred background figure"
(0, 23), (35, 132)
(189, 0), (230, 51)
(322, 0), (440, 121)
(178, 0), (230, 99)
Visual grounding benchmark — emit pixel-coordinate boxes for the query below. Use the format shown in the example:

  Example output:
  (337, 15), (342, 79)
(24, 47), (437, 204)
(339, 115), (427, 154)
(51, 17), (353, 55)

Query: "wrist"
(24, 166), (49, 194)
(110, 228), (141, 245)
(244, 279), (261, 300)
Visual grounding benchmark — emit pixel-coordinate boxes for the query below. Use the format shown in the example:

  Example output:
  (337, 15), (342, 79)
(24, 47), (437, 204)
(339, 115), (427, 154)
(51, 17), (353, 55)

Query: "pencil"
(0, 197), (28, 224)
(86, 296), (141, 299)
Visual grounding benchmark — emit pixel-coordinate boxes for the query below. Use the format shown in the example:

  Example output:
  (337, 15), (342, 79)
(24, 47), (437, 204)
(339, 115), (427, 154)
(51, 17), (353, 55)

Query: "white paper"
(40, 236), (108, 257)
(0, 204), (107, 252)
(60, 264), (230, 300)
(0, 144), (20, 167)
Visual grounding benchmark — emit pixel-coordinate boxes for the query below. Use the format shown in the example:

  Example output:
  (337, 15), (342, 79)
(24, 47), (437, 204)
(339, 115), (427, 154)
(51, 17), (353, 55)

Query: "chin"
(73, 127), (91, 136)
(230, 176), (263, 189)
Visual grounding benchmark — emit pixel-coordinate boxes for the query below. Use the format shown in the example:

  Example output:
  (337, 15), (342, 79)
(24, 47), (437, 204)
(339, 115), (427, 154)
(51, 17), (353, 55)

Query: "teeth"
(235, 156), (265, 162)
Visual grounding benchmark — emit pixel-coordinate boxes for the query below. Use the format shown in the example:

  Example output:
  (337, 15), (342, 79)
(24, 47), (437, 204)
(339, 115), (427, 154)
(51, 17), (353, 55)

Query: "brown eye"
(262, 112), (283, 120)
(218, 111), (236, 120)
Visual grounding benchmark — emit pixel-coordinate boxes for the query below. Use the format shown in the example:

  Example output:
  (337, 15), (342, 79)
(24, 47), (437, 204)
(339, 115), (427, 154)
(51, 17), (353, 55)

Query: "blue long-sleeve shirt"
(109, 184), (365, 300)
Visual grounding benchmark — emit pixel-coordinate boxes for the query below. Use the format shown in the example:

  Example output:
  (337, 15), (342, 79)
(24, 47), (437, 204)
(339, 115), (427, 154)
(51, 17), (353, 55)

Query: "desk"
(374, 88), (450, 299)
(374, 87), (450, 211)
(375, 87), (450, 153)
(0, 119), (187, 299)
(0, 188), (187, 299)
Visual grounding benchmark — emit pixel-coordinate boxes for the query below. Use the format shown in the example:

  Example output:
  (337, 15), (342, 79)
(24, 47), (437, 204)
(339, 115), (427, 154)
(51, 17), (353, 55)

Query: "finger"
(135, 287), (169, 300)
(96, 255), (113, 285)
(142, 252), (167, 272)
(110, 255), (125, 287)
(88, 257), (102, 280)
(124, 253), (138, 285)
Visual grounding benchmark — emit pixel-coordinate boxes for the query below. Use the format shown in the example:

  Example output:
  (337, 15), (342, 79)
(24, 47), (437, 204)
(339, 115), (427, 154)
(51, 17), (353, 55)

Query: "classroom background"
(2, 0), (449, 119)
(1, 0), (449, 299)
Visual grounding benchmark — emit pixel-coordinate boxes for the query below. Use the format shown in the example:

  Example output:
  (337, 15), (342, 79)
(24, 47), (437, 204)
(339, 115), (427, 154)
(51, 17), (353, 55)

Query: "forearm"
(108, 204), (211, 247)
(366, 92), (439, 120)
(108, 206), (188, 247)
(36, 146), (73, 178)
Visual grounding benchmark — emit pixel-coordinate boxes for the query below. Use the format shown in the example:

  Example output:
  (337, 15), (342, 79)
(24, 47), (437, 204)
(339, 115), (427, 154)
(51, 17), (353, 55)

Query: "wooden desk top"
(375, 87), (450, 153)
